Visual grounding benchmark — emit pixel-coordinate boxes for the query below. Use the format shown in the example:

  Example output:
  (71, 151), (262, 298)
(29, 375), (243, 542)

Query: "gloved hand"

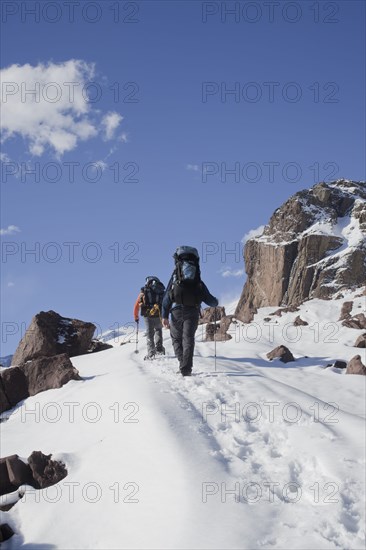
(135, 318), (139, 323)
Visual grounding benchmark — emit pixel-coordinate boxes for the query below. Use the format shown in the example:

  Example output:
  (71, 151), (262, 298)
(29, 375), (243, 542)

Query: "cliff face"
(235, 180), (366, 322)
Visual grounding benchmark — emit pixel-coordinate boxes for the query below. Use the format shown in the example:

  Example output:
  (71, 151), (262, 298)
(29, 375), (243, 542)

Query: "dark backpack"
(169, 246), (202, 307)
(140, 276), (165, 317)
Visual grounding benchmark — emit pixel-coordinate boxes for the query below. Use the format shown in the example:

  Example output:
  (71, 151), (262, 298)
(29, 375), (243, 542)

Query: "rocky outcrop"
(339, 301), (354, 321)
(205, 315), (233, 341)
(346, 355), (366, 375)
(199, 306), (226, 325)
(20, 354), (80, 397)
(0, 355), (80, 413)
(0, 452), (67, 495)
(0, 367), (28, 412)
(294, 316), (308, 326)
(12, 310), (96, 366)
(354, 333), (366, 348)
(235, 180), (366, 322)
(88, 340), (113, 354)
(342, 314), (366, 330)
(267, 345), (295, 363)
(28, 451), (67, 489)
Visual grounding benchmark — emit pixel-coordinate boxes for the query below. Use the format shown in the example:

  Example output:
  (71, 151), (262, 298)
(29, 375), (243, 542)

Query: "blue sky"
(1, 0), (365, 355)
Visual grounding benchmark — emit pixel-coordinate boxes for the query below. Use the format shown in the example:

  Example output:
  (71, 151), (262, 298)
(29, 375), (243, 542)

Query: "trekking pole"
(214, 306), (217, 372)
(135, 320), (139, 354)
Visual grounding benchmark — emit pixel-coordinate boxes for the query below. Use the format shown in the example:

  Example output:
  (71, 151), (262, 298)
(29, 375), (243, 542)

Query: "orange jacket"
(133, 293), (143, 321)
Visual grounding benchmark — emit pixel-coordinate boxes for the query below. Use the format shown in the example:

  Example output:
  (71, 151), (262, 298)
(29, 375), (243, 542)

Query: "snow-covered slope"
(1, 291), (365, 549)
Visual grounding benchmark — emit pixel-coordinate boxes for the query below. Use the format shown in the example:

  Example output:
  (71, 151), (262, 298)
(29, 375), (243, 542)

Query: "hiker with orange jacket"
(134, 276), (166, 360)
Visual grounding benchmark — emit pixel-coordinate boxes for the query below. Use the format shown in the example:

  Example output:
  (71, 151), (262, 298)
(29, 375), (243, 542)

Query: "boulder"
(326, 360), (347, 369)
(0, 382), (11, 414)
(199, 306), (226, 325)
(354, 333), (366, 348)
(267, 345), (295, 363)
(28, 451), (67, 489)
(346, 355), (366, 375)
(205, 315), (233, 342)
(20, 354), (81, 397)
(294, 315), (308, 326)
(0, 458), (14, 496)
(342, 314), (366, 330)
(0, 455), (34, 495)
(12, 310), (96, 366)
(0, 367), (29, 408)
(88, 340), (113, 354)
(339, 301), (353, 320)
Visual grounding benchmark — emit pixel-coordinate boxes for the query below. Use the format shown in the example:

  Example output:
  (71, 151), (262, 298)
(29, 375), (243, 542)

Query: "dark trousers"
(145, 317), (163, 356)
(170, 307), (199, 373)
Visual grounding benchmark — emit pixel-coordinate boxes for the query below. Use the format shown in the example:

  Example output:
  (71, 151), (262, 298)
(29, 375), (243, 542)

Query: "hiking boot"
(180, 369), (192, 377)
(155, 346), (165, 356)
(144, 353), (155, 361)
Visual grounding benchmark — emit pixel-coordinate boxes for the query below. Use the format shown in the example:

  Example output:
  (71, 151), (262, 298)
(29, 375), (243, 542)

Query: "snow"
(1, 291), (365, 549)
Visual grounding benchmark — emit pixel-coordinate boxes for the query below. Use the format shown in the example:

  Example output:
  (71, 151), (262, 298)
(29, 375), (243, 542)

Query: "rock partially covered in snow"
(20, 354), (81, 397)
(235, 180), (366, 322)
(346, 355), (366, 375)
(28, 451), (67, 489)
(199, 306), (226, 325)
(12, 310), (96, 366)
(339, 301), (354, 320)
(342, 314), (366, 330)
(267, 345), (295, 363)
(294, 315), (308, 326)
(354, 333), (366, 348)
(0, 367), (28, 413)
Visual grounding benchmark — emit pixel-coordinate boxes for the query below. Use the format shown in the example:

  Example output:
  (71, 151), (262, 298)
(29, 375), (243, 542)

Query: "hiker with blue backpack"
(162, 246), (218, 376)
(134, 276), (166, 360)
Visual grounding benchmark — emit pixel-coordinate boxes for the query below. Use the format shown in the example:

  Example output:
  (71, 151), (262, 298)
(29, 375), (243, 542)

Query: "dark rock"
(20, 354), (80, 397)
(0, 524), (14, 542)
(88, 340), (113, 354)
(267, 345), (295, 363)
(199, 306), (226, 325)
(331, 360), (347, 369)
(270, 306), (300, 317)
(342, 314), (366, 330)
(264, 317), (271, 322)
(346, 355), (366, 375)
(6, 455), (33, 488)
(0, 458), (14, 496)
(339, 301), (353, 321)
(205, 315), (233, 341)
(354, 333), (366, 348)
(12, 310), (96, 366)
(28, 451), (67, 489)
(0, 367), (29, 408)
(294, 315), (308, 326)
(0, 381), (11, 414)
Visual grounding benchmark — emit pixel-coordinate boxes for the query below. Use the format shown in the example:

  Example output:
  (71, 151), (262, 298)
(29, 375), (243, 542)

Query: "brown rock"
(346, 355), (366, 375)
(199, 306), (226, 325)
(270, 306), (300, 317)
(294, 315), (308, 326)
(205, 315), (233, 341)
(12, 310), (96, 366)
(88, 340), (113, 354)
(0, 367), (29, 408)
(354, 333), (366, 348)
(0, 458), (14, 496)
(28, 451), (67, 489)
(267, 345), (295, 363)
(6, 455), (33, 488)
(339, 301), (353, 321)
(342, 314), (366, 330)
(235, 181), (366, 323)
(0, 381), (11, 414)
(20, 354), (80, 397)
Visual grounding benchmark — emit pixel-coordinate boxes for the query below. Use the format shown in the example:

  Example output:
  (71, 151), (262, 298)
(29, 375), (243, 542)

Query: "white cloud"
(219, 267), (245, 278)
(1, 60), (124, 157)
(7, 282), (15, 287)
(0, 225), (21, 236)
(241, 225), (265, 244)
(102, 112), (123, 141)
(186, 164), (200, 172)
(94, 160), (107, 171)
(119, 132), (128, 143)
(0, 152), (10, 162)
